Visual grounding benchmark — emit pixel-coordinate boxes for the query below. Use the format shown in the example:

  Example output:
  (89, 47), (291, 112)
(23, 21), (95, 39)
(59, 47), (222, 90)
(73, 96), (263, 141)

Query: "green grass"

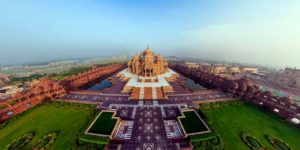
(180, 111), (208, 134)
(202, 102), (300, 149)
(0, 104), (94, 150)
(88, 112), (117, 135)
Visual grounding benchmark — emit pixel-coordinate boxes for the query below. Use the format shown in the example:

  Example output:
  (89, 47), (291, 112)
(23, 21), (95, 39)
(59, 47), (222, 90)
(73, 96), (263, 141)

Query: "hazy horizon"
(1, 0), (300, 68)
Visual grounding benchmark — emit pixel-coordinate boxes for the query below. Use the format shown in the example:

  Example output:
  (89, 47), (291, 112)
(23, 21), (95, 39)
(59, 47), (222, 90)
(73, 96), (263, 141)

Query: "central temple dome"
(128, 47), (168, 77)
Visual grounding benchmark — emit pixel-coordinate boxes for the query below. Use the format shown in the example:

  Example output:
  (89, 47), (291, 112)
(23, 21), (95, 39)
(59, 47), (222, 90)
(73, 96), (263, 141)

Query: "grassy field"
(180, 111), (208, 134)
(201, 102), (300, 149)
(89, 112), (117, 135)
(0, 104), (94, 149)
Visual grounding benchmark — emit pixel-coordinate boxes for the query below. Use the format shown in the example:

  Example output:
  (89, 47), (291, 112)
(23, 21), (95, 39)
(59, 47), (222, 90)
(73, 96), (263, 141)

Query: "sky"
(0, 0), (300, 68)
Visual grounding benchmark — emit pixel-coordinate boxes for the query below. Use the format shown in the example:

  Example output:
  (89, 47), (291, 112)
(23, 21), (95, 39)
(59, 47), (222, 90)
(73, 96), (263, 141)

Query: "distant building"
(241, 67), (258, 74)
(201, 64), (258, 75)
(267, 67), (300, 89)
(184, 62), (200, 68)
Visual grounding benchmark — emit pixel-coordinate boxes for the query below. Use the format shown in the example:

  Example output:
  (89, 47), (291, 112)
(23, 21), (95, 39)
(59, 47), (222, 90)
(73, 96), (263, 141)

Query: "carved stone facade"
(0, 64), (126, 122)
(0, 78), (66, 122)
(127, 47), (168, 77)
(59, 64), (126, 91)
(171, 63), (300, 125)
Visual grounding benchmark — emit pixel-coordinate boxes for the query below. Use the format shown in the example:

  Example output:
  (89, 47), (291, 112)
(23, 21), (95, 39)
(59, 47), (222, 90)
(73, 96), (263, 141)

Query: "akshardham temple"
(118, 47), (177, 99)
(1, 46), (300, 150)
(127, 46), (168, 76)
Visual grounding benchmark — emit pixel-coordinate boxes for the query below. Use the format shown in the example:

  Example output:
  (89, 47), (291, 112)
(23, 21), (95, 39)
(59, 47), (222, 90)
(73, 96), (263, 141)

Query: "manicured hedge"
(265, 134), (291, 150)
(34, 132), (59, 150)
(5, 132), (35, 150)
(78, 133), (109, 145)
(50, 100), (96, 110)
(199, 99), (242, 110)
(240, 132), (264, 150)
(191, 132), (224, 150)
(189, 132), (216, 142)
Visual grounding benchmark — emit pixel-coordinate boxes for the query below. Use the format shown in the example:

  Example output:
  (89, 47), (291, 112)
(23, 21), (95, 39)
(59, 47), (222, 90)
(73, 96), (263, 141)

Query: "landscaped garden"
(189, 132), (224, 150)
(179, 110), (210, 134)
(87, 111), (117, 135)
(0, 101), (96, 149)
(200, 100), (300, 149)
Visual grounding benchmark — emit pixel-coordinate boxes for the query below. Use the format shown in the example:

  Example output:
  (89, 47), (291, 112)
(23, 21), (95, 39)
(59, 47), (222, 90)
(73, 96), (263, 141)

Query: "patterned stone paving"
(121, 107), (177, 150)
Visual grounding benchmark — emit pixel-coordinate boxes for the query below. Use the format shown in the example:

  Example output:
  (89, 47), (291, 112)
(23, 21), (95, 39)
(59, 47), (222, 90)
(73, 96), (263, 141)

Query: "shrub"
(240, 132), (264, 150)
(199, 99), (243, 110)
(265, 134), (291, 150)
(49, 101), (96, 110)
(34, 132), (59, 150)
(209, 136), (220, 145)
(78, 133), (109, 145)
(191, 133), (224, 150)
(5, 132), (35, 150)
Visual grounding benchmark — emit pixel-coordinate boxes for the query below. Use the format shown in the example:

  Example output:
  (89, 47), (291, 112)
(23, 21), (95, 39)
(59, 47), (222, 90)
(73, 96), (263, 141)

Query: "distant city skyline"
(0, 0), (300, 68)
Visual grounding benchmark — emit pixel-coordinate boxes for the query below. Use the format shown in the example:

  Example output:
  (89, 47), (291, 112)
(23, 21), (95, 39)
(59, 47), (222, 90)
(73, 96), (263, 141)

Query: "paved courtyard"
(60, 68), (234, 149)
(121, 107), (178, 150)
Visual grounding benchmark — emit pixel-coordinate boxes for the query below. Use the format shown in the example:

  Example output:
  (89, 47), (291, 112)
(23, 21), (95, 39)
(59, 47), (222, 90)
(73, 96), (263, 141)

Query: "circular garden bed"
(240, 132), (264, 150)
(265, 135), (291, 150)
(209, 135), (220, 145)
(6, 132), (35, 150)
(34, 132), (59, 150)
(191, 133), (224, 150)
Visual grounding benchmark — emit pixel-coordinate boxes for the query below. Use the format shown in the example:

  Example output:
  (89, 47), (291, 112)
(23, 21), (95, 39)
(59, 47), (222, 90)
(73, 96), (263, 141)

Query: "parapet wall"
(0, 77), (66, 122)
(0, 63), (127, 123)
(171, 63), (300, 125)
(59, 64), (126, 91)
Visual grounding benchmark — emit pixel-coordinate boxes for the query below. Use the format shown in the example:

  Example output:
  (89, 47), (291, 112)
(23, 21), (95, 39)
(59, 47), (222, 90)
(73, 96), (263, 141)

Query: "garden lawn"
(0, 104), (94, 150)
(88, 112), (117, 135)
(202, 103), (300, 149)
(180, 111), (208, 134)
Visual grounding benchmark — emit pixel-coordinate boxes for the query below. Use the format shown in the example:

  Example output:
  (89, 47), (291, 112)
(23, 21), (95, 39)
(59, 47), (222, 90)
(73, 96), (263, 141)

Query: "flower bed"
(240, 132), (264, 150)
(34, 132), (58, 150)
(51, 101), (96, 110)
(191, 132), (224, 150)
(199, 99), (242, 110)
(265, 135), (291, 150)
(6, 132), (35, 150)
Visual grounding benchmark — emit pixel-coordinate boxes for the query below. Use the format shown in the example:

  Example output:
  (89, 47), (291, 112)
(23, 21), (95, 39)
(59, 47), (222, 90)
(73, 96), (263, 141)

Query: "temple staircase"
(152, 87), (157, 100)
(139, 87), (144, 99)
